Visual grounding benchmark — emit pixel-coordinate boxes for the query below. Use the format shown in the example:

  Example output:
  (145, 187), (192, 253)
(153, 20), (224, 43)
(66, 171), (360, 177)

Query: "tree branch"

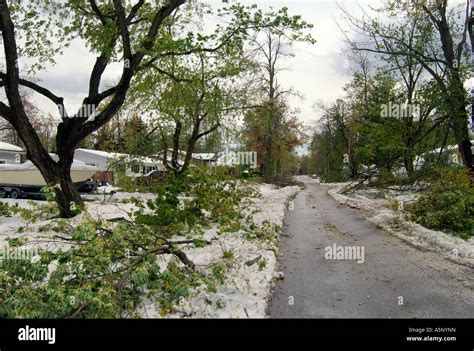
(197, 123), (220, 139)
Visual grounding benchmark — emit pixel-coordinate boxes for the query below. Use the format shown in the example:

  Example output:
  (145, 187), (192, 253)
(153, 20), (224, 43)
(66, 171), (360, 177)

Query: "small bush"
(408, 168), (473, 240)
(116, 175), (138, 192)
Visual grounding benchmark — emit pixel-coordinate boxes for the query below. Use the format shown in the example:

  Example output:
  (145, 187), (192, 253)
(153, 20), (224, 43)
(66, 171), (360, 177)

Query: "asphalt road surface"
(269, 176), (474, 318)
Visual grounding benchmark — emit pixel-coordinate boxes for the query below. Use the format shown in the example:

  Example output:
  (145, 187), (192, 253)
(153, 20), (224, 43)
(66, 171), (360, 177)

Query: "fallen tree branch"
(171, 249), (195, 270)
(245, 254), (262, 266)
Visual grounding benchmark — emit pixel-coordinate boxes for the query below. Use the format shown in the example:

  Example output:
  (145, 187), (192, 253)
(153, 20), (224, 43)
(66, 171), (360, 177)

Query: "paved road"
(269, 176), (474, 318)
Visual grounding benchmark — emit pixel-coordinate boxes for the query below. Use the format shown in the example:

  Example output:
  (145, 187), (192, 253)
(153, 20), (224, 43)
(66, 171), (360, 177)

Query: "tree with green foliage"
(127, 4), (315, 176)
(242, 100), (307, 179)
(0, 168), (265, 318)
(340, 0), (473, 174)
(131, 48), (249, 175)
(0, 0), (315, 217)
(0, 0), (188, 217)
(309, 66), (451, 182)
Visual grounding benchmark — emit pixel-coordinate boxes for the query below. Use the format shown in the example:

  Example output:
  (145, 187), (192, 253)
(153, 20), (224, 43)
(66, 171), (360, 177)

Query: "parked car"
(136, 170), (165, 186)
(77, 179), (98, 194)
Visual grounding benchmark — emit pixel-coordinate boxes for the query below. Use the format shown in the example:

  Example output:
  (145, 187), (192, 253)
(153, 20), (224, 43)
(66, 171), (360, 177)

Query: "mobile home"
(0, 141), (25, 164)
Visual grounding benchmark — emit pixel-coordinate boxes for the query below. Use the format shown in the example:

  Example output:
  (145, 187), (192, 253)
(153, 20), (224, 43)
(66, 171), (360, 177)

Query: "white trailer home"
(74, 148), (163, 181)
(0, 141), (25, 164)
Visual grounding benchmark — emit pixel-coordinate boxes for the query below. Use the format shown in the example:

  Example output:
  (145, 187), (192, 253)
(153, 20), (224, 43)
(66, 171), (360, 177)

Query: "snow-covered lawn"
(321, 181), (474, 268)
(0, 183), (300, 318)
(137, 184), (300, 318)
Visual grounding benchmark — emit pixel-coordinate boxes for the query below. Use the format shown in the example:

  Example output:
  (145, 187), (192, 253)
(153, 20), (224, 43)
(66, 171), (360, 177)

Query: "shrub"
(408, 168), (473, 240)
(116, 175), (138, 192)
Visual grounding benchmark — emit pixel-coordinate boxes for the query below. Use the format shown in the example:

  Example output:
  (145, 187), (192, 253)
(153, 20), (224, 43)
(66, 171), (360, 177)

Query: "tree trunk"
(0, 0), (186, 219)
(403, 131), (415, 179)
(39, 160), (84, 218)
(264, 123), (274, 183)
(274, 114), (282, 179)
(469, 15), (474, 136)
(178, 136), (197, 176)
(458, 138), (473, 169)
(404, 152), (415, 179)
(54, 169), (84, 219)
(436, 11), (473, 172)
(449, 81), (473, 172)
(275, 153), (281, 177)
(348, 137), (358, 179)
(350, 164), (357, 179)
(171, 120), (182, 172)
(177, 121), (199, 176)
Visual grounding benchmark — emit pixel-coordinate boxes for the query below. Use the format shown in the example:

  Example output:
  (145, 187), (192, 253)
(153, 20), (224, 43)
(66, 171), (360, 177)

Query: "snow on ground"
(325, 183), (474, 268)
(294, 175), (352, 188)
(0, 183), (300, 318)
(253, 183), (299, 225)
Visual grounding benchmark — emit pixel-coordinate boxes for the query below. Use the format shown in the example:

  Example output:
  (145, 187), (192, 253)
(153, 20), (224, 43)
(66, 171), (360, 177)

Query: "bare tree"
(249, 30), (311, 182)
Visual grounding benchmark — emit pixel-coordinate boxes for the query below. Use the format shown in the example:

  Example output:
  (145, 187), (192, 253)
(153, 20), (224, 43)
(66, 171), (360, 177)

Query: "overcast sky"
(239, 0), (374, 125)
(8, 0), (471, 136)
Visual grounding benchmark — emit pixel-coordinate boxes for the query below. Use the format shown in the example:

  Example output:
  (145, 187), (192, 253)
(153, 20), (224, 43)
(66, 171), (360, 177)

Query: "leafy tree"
(340, 0), (473, 174)
(131, 48), (248, 174)
(0, 168), (263, 318)
(308, 68), (450, 182)
(0, 1), (313, 217)
(0, 0), (188, 217)
(310, 99), (355, 182)
(242, 100), (307, 179)
(128, 4), (315, 176)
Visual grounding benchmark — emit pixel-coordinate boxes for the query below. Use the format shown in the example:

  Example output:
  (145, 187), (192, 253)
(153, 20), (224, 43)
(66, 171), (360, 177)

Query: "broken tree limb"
(171, 249), (195, 270)
(245, 254), (262, 266)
